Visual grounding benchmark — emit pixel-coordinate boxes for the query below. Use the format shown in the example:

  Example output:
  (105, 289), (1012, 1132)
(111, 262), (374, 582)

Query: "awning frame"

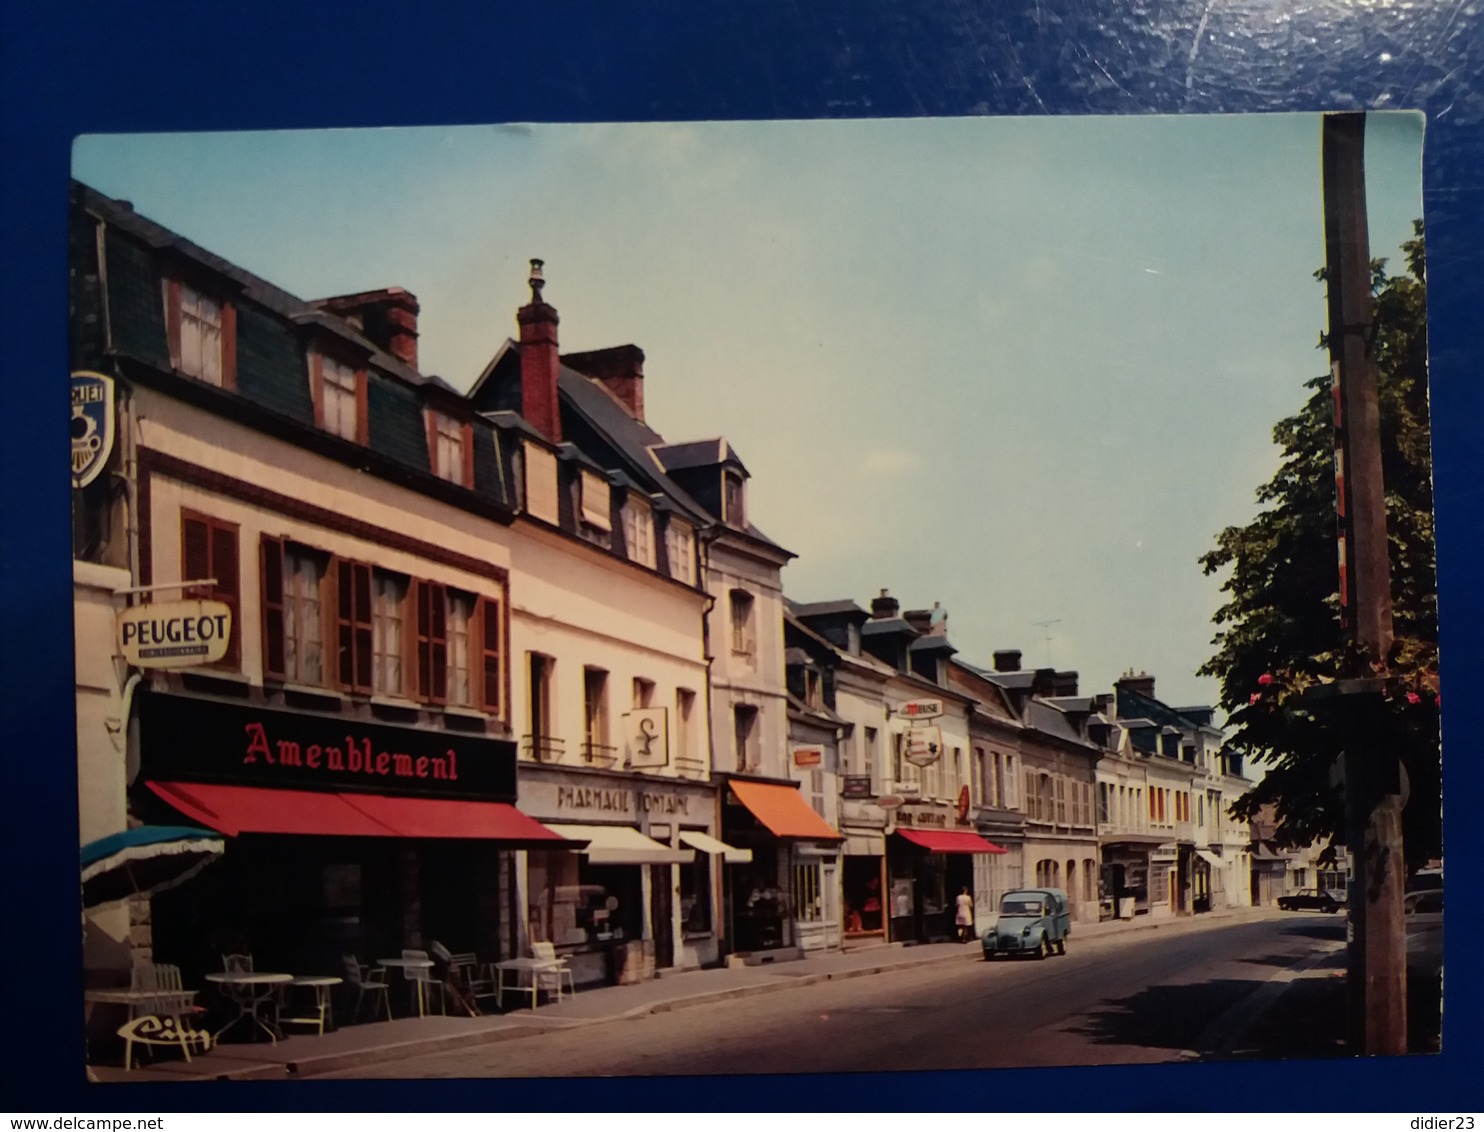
(545, 823), (695, 865)
(677, 830), (752, 864)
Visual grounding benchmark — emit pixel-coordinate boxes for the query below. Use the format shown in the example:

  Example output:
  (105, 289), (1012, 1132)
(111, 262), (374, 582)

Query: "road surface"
(320, 912), (1349, 1078)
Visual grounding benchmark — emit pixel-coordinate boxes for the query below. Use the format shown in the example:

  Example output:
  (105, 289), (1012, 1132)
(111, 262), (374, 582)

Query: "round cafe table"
(378, 958), (436, 1017)
(205, 972), (292, 1043)
(280, 975), (343, 1036)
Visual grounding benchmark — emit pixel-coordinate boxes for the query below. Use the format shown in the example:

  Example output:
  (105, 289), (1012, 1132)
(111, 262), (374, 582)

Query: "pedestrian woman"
(955, 886), (974, 943)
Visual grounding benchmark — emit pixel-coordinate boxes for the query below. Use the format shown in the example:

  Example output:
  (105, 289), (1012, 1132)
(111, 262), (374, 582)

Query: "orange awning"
(146, 780), (574, 845)
(729, 779), (843, 841)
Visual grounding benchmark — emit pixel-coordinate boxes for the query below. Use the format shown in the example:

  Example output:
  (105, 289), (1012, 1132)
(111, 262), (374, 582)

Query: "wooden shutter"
(462, 423), (475, 488)
(355, 368), (370, 445)
(164, 279), (182, 369)
(260, 535), (286, 680)
(181, 515), (210, 597)
(416, 580), (448, 703)
(211, 522), (240, 665)
(180, 511), (239, 667)
(337, 559), (373, 693)
(424, 410), (440, 478)
(220, 303), (238, 390)
(477, 596), (502, 715)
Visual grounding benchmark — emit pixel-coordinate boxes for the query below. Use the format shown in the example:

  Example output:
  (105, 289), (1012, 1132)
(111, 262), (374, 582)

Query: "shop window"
(622, 494), (655, 568)
(583, 667), (613, 763)
(164, 279), (235, 388)
(312, 352), (367, 444)
(843, 857), (884, 934)
(665, 517), (695, 585)
(371, 571), (407, 696)
(427, 410), (473, 486)
(729, 589), (756, 659)
(527, 851), (643, 948)
(733, 704), (758, 772)
(180, 510), (240, 667)
(791, 863), (823, 923)
(679, 850), (712, 935)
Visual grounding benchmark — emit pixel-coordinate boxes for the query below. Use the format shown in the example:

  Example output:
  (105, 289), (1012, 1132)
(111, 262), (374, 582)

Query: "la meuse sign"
(138, 691), (516, 801)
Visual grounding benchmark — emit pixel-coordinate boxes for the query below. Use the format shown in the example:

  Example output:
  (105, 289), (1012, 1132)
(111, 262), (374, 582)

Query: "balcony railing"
(522, 734), (566, 763)
(582, 741), (619, 767)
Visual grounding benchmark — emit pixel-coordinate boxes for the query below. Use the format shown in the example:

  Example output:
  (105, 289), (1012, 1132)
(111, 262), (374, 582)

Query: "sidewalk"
(87, 905), (1277, 1082)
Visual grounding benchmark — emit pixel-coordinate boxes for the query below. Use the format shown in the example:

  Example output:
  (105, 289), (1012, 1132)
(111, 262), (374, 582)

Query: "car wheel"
(1057, 938), (1067, 956)
(1035, 936), (1049, 960)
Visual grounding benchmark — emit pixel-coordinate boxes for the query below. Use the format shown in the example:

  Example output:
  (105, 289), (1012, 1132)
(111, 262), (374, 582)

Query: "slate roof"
(73, 181), (512, 513)
(861, 618), (916, 637)
(908, 635), (957, 654)
(787, 598), (869, 618)
(79, 183), (457, 395)
(1022, 699), (1094, 747)
(652, 438), (749, 475)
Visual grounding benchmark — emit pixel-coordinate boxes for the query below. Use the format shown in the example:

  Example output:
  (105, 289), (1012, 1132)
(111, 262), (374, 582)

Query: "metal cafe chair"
(400, 948), (446, 1017)
(530, 940), (576, 1002)
(340, 955), (392, 1023)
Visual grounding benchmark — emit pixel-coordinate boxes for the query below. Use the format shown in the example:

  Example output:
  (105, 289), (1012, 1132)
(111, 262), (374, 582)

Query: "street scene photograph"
(68, 110), (1439, 1082)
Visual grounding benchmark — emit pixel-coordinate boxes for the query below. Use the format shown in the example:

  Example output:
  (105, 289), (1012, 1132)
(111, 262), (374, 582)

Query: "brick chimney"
(1116, 669), (1156, 700)
(517, 259), (561, 443)
(870, 588), (899, 620)
(992, 649), (1022, 672)
(563, 345), (645, 421)
(312, 287), (420, 368)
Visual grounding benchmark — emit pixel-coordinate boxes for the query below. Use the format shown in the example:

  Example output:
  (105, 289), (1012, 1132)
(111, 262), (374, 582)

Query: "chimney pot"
(870, 589), (899, 620)
(992, 649), (1022, 672)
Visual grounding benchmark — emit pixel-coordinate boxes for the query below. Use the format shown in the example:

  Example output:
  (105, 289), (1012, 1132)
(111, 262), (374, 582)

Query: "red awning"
(895, 829), (1007, 854)
(146, 780), (572, 845)
(729, 779), (843, 841)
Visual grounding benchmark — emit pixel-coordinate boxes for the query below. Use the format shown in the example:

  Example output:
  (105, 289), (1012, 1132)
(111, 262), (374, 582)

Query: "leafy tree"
(1199, 222), (1439, 867)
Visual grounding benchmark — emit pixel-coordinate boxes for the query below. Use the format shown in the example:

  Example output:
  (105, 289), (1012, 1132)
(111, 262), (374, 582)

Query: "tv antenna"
(1032, 619), (1062, 667)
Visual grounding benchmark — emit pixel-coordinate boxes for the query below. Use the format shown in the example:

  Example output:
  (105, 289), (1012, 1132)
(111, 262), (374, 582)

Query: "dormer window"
(579, 469), (612, 536)
(164, 279), (235, 388)
(804, 668), (822, 709)
(427, 410), (473, 486)
(623, 494), (655, 568)
(665, 517), (695, 585)
(312, 352), (367, 443)
(723, 471), (745, 527)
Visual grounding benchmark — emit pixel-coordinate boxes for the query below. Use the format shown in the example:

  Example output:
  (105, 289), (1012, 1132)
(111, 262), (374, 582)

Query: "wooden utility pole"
(1321, 112), (1408, 1056)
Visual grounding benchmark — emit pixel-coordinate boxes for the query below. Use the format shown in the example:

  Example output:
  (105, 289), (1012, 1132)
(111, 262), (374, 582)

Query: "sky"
(72, 112), (1424, 714)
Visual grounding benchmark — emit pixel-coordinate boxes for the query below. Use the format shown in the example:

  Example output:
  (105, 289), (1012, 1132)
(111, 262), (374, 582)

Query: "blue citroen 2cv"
(981, 887), (1072, 960)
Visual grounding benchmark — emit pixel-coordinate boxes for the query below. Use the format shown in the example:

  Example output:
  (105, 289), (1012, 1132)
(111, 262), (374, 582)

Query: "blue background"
(2, 0), (1479, 1112)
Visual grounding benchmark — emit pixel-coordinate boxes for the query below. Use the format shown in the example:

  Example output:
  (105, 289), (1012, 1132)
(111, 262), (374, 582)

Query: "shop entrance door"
(649, 864), (674, 969)
(821, 862), (840, 948)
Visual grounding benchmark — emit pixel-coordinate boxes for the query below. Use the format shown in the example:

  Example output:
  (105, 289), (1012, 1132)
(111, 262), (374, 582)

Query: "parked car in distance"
(982, 887), (1071, 960)
(1404, 888), (1443, 978)
(1277, 888), (1345, 913)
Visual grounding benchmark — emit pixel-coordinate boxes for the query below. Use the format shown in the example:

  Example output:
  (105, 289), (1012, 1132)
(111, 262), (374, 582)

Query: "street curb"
(277, 908), (1276, 1079)
(285, 1023), (548, 1078)
(1195, 938), (1348, 1058)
